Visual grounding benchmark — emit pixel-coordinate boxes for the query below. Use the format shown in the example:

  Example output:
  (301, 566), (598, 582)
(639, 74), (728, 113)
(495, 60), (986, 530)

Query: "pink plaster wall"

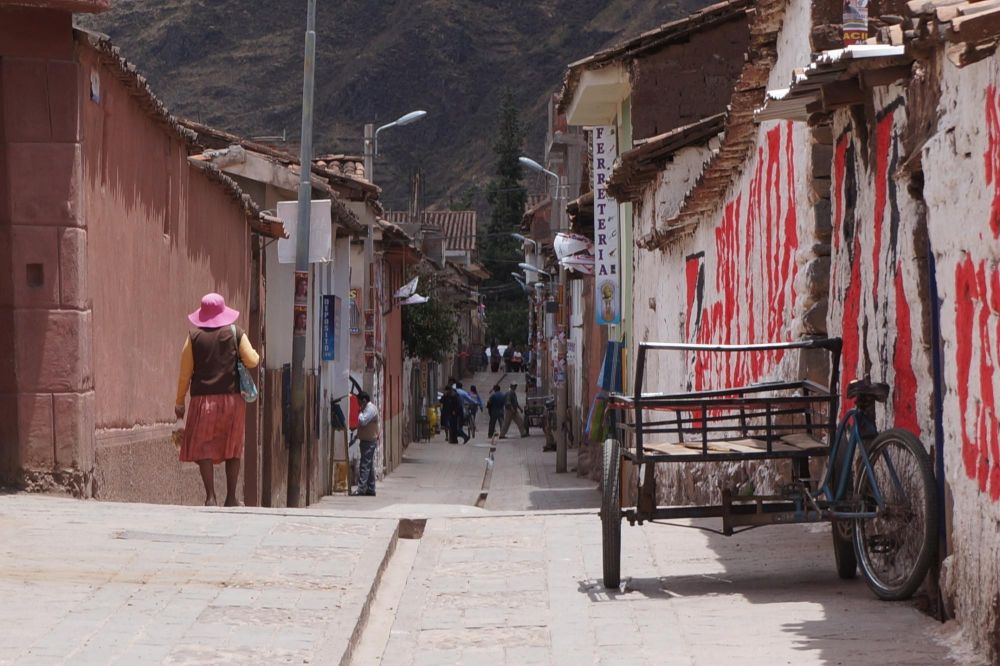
(78, 45), (251, 431)
(0, 6), (90, 485)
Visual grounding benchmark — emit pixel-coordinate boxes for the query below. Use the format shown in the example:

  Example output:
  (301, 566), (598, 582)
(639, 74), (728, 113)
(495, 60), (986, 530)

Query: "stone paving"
(379, 513), (962, 666)
(0, 366), (983, 665)
(0, 494), (396, 665)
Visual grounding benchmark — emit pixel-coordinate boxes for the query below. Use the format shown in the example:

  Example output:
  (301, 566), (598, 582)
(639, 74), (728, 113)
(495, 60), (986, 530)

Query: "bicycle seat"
(846, 378), (890, 402)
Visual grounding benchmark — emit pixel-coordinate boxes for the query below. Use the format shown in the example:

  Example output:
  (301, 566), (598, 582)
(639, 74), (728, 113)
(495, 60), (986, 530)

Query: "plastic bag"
(171, 418), (184, 449)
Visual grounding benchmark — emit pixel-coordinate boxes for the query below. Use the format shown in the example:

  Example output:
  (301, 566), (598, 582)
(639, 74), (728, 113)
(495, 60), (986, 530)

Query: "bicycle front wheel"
(853, 428), (938, 600)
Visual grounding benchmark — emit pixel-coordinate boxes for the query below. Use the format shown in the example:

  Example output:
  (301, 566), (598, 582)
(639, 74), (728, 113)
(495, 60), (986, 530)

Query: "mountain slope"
(79, 1), (713, 209)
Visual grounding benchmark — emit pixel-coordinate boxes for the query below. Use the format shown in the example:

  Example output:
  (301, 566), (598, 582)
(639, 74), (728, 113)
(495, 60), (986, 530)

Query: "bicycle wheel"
(853, 428), (938, 600)
(602, 438), (622, 588)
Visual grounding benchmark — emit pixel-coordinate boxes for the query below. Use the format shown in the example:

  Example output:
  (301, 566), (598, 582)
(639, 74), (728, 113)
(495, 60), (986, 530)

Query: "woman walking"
(175, 293), (259, 506)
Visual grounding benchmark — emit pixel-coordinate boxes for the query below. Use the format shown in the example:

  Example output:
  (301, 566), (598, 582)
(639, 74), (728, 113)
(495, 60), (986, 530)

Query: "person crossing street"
(487, 384), (506, 438)
(499, 382), (527, 438)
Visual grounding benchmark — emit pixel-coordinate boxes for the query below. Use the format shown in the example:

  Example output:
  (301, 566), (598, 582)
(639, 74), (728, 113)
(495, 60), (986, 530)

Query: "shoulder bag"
(231, 325), (259, 403)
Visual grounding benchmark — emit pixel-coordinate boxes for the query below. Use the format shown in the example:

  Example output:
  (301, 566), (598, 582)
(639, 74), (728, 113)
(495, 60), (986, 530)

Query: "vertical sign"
(321, 295), (338, 361)
(843, 0), (869, 45)
(593, 125), (621, 325)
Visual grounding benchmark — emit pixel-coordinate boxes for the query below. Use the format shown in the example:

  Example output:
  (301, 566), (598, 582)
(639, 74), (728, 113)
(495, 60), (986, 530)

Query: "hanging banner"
(321, 294), (338, 361)
(843, 0), (869, 45)
(592, 125), (621, 325)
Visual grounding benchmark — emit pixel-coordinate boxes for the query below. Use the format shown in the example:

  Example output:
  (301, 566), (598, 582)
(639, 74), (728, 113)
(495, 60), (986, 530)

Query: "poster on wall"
(843, 0), (869, 45)
(592, 125), (621, 325)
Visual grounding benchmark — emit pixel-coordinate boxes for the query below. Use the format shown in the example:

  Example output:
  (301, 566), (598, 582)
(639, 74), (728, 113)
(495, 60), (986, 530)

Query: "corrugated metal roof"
(755, 45), (910, 123)
(385, 211), (477, 252)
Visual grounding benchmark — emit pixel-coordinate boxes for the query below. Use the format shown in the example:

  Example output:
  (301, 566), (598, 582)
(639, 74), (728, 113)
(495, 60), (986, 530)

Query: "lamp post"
(288, 0), (317, 508)
(519, 155), (568, 473)
(360, 110), (427, 394)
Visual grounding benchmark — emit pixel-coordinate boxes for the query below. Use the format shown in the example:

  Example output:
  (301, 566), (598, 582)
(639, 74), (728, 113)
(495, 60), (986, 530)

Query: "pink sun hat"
(188, 293), (240, 328)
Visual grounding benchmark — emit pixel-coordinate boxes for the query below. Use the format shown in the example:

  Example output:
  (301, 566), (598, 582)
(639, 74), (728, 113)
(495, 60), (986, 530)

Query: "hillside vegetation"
(80, 1), (712, 209)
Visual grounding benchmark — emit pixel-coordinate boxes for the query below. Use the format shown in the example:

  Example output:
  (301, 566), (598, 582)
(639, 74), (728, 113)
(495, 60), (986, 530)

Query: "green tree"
(402, 296), (458, 362)
(480, 89), (529, 345)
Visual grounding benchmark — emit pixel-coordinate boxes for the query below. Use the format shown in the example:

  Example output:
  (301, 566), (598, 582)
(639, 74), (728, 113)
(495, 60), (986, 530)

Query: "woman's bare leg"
(224, 458), (241, 507)
(197, 460), (216, 506)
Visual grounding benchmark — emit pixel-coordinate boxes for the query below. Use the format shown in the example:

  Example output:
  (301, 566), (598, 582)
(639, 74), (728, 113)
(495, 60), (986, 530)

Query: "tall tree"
(480, 90), (529, 345)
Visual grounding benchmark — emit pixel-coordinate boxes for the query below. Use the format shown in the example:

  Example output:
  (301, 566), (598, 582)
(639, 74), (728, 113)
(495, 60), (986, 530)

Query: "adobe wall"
(630, 0), (818, 504)
(922, 56), (1000, 661)
(630, 18), (749, 141)
(0, 7), (93, 493)
(828, 87), (934, 436)
(78, 43), (253, 504)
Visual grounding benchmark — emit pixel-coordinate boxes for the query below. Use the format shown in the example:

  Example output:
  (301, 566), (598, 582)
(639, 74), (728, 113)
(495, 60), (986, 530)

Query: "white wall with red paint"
(827, 85), (935, 439)
(922, 57), (1000, 659)
(634, 120), (811, 398)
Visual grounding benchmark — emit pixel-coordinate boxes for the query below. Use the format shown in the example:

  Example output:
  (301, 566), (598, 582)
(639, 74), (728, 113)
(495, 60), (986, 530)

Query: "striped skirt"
(180, 394), (246, 464)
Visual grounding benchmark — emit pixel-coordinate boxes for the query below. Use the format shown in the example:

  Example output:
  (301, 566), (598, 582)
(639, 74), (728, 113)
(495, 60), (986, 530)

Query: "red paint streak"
(984, 85), (1000, 238)
(691, 122), (798, 390)
(840, 235), (863, 418)
(892, 266), (919, 435)
(832, 134), (850, 255)
(685, 255), (701, 341)
(954, 254), (1000, 501)
(872, 112), (894, 291)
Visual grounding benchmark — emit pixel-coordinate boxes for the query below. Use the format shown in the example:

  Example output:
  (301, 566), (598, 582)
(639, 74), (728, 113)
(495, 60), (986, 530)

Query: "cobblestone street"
(0, 374), (983, 665)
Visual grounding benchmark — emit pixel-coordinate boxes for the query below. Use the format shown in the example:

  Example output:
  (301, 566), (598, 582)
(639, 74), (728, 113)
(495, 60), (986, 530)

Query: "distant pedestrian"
(487, 385), (506, 438)
(500, 382), (527, 438)
(503, 343), (514, 372)
(490, 342), (501, 372)
(511, 348), (523, 372)
(353, 391), (380, 496)
(440, 386), (467, 444)
(175, 293), (259, 507)
(468, 385), (483, 421)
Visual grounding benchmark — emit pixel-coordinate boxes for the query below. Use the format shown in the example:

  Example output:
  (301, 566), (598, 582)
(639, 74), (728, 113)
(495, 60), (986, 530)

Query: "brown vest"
(357, 405), (380, 441)
(189, 326), (242, 396)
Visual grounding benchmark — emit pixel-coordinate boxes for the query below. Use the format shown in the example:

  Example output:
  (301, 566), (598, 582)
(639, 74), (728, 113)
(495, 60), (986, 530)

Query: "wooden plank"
(952, 5), (1000, 40)
(781, 432), (826, 448)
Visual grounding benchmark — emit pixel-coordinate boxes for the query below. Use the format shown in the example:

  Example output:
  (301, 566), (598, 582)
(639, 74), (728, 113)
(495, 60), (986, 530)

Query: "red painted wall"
(829, 97), (931, 437)
(79, 44), (252, 430)
(683, 122), (800, 390)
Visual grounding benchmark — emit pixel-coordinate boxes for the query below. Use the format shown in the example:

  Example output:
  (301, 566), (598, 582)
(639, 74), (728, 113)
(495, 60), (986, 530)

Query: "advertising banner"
(592, 125), (620, 325)
(843, 0), (869, 45)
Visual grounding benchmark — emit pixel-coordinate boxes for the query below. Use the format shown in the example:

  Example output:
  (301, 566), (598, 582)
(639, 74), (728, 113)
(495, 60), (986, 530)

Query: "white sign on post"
(592, 126), (620, 325)
(277, 199), (333, 264)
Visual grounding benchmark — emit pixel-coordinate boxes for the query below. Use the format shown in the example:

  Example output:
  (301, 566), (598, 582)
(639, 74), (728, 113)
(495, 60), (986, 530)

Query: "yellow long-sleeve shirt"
(176, 334), (260, 406)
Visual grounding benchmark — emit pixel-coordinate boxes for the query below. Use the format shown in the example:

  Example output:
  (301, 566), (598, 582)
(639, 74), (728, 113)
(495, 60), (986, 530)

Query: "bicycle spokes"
(853, 429), (937, 600)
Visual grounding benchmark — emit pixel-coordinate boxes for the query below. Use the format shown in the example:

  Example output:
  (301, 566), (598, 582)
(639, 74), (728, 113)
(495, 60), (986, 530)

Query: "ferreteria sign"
(593, 125), (621, 326)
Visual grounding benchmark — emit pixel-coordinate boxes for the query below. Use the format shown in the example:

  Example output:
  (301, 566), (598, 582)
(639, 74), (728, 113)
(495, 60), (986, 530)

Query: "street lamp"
(519, 156), (558, 181)
(361, 109), (428, 394)
(519, 154), (569, 473)
(365, 109), (428, 181)
(374, 110), (428, 157)
(511, 232), (537, 248)
(518, 262), (551, 278)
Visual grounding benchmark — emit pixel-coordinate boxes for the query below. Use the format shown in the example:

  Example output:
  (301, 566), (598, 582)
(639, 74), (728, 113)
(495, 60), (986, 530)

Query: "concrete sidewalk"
(0, 494), (397, 665)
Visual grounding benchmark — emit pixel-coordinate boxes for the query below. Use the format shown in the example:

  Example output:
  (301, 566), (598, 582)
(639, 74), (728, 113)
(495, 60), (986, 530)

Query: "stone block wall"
(0, 6), (95, 494)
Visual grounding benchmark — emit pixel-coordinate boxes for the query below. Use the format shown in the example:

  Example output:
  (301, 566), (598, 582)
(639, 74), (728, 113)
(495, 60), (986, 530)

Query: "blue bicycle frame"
(818, 408), (885, 520)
